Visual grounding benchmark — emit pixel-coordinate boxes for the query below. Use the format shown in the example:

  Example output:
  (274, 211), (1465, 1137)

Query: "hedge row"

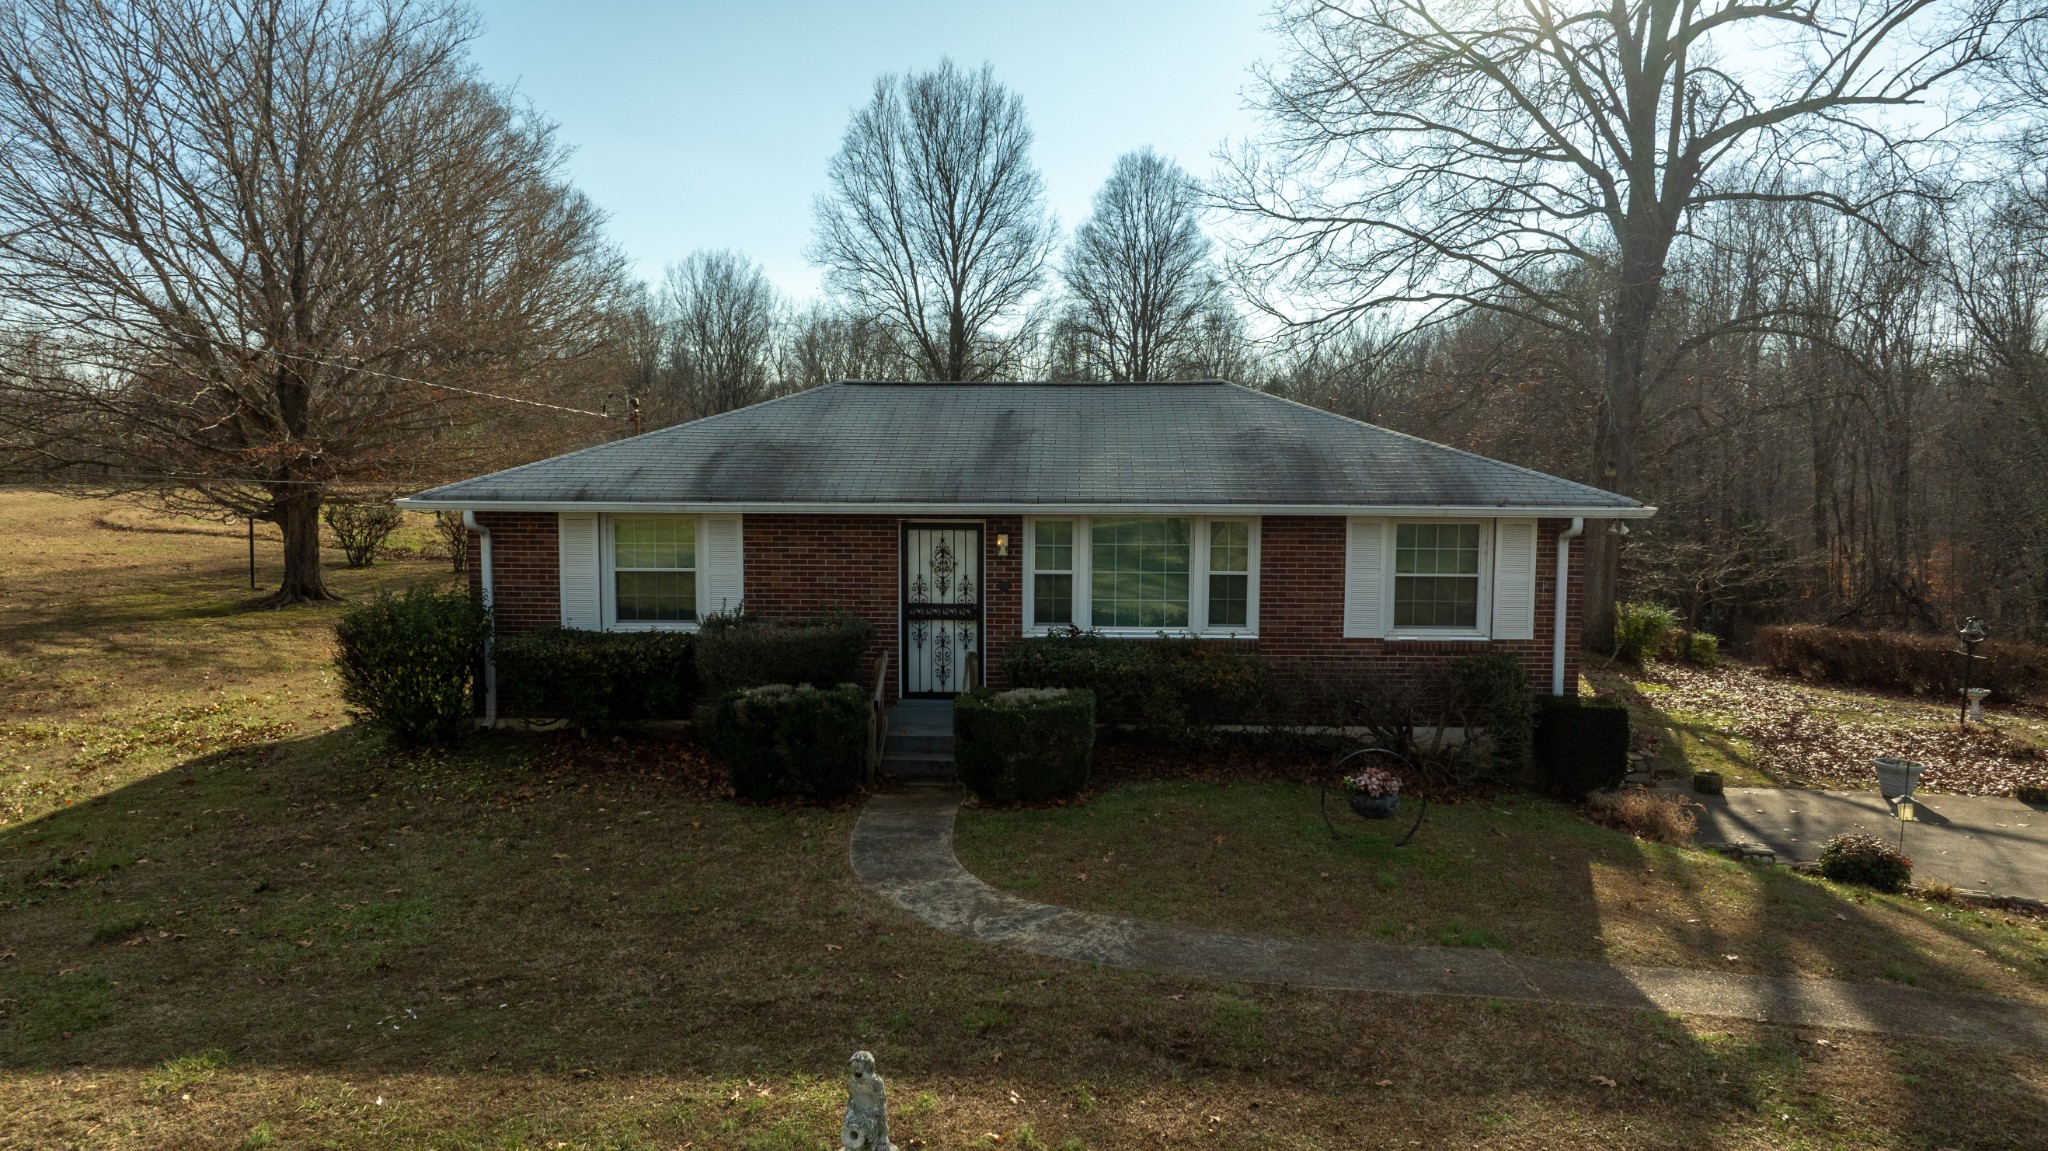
(1000, 632), (1264, 731)
(496, 629), (695, 729)
(1754, 624), (2047, 702)
(493, 612), (877, 727)
(696, 611), (874, 695)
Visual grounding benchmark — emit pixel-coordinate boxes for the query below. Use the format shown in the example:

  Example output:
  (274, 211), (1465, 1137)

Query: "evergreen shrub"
(954, 687), (1097, 803)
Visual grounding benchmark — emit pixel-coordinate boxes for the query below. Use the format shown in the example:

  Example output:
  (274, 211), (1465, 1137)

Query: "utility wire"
(254, 346), (621, 419)
(0, 330), (626, 420)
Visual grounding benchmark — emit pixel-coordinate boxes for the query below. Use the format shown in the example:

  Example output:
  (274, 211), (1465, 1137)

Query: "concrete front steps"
(883, 699), (955, 784)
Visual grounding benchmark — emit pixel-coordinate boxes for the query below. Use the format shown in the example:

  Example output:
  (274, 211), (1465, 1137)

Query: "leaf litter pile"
(1637, 662), (2047, 795)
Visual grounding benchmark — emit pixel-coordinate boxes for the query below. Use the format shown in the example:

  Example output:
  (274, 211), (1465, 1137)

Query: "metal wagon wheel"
(1320, 746), (1431, 848)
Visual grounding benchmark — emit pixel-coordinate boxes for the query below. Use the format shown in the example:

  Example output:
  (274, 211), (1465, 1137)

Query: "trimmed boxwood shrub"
(954, 687), (1097, 803)
(333, 586), (491, 743)
(695, 611), (876, 694)
(1533, 695), (1630, 798)
(702, 682), (868, 800)
(1003, 632), (1262, 730)
(1817, 832), (1912, 892)
(495, 629), (695, 728)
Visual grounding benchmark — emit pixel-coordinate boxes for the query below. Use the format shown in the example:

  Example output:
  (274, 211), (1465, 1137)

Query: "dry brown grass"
(1586, 788), (1699, 844)
(0, 488), (455, 825)
(6, 491), (2048, 1149)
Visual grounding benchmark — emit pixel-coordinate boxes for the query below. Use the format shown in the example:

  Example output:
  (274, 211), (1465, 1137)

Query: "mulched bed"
(1634, 662), (2048, 796)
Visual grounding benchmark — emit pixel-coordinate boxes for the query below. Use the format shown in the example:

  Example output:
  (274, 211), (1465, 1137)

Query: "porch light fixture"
(996, 532), (1009, 557)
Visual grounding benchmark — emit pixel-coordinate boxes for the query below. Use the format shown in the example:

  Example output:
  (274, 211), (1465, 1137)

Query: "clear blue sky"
(465, 1), (1281, 299)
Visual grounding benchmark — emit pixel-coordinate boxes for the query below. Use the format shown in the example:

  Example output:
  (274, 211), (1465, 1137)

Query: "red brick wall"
(741, 514), (1025, 703)
(465, 510), (1587, 699)
(466, 512), (558, 636)
(1256, 516), (1582, 693)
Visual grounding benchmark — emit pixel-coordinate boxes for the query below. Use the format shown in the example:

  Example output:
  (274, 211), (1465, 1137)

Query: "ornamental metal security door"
(900, 523), (983, 698)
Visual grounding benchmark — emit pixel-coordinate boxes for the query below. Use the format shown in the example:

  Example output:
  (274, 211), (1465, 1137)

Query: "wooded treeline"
(0, 0), (2044, 643)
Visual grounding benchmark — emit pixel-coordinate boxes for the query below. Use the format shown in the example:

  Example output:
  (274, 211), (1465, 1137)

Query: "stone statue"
(840, 1050), (895, 1151)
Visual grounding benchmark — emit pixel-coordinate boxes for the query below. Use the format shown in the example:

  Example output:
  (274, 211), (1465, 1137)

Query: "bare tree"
(658, 250), (780, 419)
(0, 0), (624, 603)
(779, 303), (907, 388)
(1222, 0), (2021, 648)
(809, 59), (1055, 381)
(1062, 149), (1223, 380)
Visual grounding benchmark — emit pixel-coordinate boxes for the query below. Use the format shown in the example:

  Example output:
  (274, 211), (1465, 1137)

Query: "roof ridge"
(1228, 381), (1632, 507)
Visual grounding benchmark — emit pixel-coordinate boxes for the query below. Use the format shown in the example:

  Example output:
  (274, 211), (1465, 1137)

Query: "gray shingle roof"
(402, 381), (1648, 514)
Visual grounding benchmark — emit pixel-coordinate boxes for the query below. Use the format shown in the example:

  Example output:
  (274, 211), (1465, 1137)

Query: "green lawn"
(955, 774), (2048, 1002)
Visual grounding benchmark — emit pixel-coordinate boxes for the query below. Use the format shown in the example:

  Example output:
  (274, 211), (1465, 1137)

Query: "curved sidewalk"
(850, 789), (2048, 1050)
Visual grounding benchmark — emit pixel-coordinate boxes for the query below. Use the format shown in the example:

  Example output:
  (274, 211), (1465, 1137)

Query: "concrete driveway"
(1690, 787), (2048, 901)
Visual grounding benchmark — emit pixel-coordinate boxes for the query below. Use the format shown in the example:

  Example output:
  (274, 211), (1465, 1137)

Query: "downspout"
(464, 511), (497, 728)
(1552, 517), (1585, 696)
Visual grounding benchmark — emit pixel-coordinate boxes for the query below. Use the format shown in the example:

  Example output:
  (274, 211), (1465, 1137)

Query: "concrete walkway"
(851, 789), (2048, 1049)
(1692, 788), (2048, 901)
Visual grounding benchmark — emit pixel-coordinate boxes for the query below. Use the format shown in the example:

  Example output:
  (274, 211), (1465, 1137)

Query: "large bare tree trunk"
(269, 486), (336, 605)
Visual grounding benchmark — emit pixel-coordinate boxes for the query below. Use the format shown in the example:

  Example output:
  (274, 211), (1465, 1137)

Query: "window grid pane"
(1393, 523), (1481, 629)
(1209, 521), (1249, 574)
(1033, 573), (1073, 626)
(616, 571), (697, 622)
(1034, 520), (1073, 573)
(614, 518), (697, 623)
(1209, 573), (1248, 628)
(1089, 518), (1190, 628)
(615, 519), (697, 571)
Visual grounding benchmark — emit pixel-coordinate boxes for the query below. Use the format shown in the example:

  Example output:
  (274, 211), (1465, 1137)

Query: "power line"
(1, 330), (627, 421)
(254, 346), (621, 419)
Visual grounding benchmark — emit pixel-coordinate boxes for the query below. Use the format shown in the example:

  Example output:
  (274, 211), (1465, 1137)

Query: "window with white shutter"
(557, 513), (601, 630)
(1343, 518), (1387, 638)
(1490, 519), (1538, 640)
(700, 514), (745, 619)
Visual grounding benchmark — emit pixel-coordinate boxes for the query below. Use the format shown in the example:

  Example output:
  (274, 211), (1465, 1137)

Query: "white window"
(1023, 516), (1257, 637)
(1031, 519), (1076, 627)
(1206, 520), (1252, 629)
(1347, 518), (1513, 640)
(1393, 522), (1481, 629)
(561, 513), (742, 632)
(610, 517), (697, 623)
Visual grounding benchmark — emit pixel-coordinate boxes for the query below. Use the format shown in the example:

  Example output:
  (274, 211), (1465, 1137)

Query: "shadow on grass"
(2, 729), (2045, 1148)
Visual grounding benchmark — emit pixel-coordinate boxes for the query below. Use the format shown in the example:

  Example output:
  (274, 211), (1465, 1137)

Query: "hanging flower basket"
(1344, 766), (1402, 819)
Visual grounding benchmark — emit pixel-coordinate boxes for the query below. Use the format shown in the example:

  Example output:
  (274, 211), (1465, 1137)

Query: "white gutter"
(398, 497), (1657, 519)
(1553, 517), (1586, 696)
(463, 511), (497, 728)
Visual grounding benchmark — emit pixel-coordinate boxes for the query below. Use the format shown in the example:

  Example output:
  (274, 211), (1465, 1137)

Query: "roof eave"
(394, 497), (1657, 519)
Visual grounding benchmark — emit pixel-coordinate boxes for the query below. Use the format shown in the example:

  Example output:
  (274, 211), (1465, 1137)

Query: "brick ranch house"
(399, 381), (1653, 716)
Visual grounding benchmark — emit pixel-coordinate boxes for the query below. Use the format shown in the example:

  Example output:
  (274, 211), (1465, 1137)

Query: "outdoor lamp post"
(1958, 617), (1988, 726)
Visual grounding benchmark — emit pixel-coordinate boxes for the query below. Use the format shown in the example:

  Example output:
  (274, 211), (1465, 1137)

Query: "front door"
(901, 523), (983, 697)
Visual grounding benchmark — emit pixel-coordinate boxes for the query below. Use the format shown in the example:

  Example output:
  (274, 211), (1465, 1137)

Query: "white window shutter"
(1491, 519), (1538, 640)
(1343, 518), (1387, 638)
(701, 514), (744, 617)
(557, 513), (601, 630)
